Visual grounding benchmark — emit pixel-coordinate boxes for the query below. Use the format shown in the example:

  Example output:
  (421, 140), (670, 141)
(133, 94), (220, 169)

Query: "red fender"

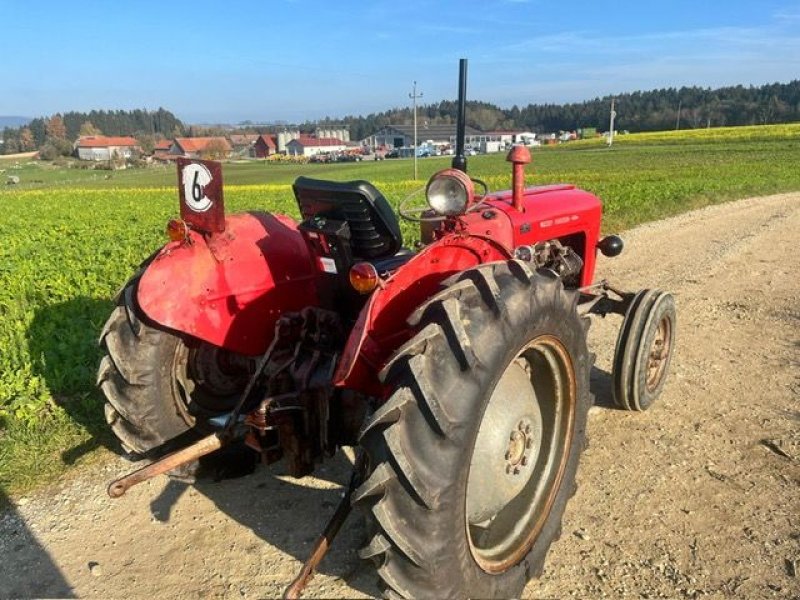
(137, 212), (318, 356)
(333, 233), (512, 396)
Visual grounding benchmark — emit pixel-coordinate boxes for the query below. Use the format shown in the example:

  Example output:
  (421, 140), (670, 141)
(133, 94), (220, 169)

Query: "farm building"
(362, 124), (481, 150)
(315, 128), (350, 143)
(276, 131), (300, 153)
(253, 134), (278, 158)
(152, 139), (173, 156)
(170, 137), (232, 159)
(285, 136), (347, 157)
(75, 136), (140, 161)
(228, 134), (260, 157)
(271, 129), (349, 153)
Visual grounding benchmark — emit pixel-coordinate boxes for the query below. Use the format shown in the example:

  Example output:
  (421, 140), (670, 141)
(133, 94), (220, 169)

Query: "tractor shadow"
(149, 453), (379, 597)
(590, 366), (621, 409)
(27, 296), (120, 464)
(0, 488), (74, 598)
(26, 298), (378, 597)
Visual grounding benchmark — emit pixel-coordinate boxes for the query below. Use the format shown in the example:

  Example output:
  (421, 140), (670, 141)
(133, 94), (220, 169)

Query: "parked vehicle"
(102, 60), (675, 599)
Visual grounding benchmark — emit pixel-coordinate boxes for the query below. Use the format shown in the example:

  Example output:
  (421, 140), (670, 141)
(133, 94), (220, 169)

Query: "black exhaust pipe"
(452, 58), (468, 173)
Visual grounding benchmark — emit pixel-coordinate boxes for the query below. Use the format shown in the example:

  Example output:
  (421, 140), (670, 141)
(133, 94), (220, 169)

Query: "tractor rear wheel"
(353, 262), (592, 599)
(97, 281), (250, 455)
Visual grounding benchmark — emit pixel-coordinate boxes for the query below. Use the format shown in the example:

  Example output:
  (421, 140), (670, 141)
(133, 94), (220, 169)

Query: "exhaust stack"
(452, 58), (468, 173)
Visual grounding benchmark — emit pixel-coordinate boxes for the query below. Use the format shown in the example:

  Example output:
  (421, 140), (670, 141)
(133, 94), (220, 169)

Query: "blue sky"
(1, 0), (798, 123)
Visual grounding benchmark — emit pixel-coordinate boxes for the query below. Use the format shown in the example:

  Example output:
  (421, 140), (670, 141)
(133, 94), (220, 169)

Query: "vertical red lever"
(506, 145), (532, 212)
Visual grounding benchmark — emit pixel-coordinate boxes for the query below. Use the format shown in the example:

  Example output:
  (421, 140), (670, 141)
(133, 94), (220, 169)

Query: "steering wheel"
(399, 187), (445, 223)
(398, 178), (491, 223)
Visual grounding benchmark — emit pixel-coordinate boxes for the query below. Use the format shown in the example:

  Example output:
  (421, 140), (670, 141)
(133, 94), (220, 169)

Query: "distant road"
(0, 151), (38, 161)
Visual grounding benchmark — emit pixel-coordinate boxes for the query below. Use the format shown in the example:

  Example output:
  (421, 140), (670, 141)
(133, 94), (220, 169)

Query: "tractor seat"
(292, 176), (402, 260)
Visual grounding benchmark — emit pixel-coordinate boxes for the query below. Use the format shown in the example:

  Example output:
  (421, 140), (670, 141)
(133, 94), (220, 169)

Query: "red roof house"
(286, 136), (347, 157)
(254, 134), (277, 158)
(170, 137), (232, 158)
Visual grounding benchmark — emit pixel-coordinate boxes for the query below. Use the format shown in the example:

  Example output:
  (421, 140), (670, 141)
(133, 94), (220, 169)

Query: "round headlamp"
(425, 169), (474, 216)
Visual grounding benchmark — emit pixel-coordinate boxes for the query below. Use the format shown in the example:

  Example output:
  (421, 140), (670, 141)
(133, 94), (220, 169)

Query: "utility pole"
(409, 81), (423, 180)
(607, 98), (616, 147)
(676, 100), (682, 130)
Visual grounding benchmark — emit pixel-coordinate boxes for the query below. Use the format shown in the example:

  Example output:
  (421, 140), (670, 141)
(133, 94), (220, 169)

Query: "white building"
(286, 136), (347, 157)
(75, 136), (139, 161)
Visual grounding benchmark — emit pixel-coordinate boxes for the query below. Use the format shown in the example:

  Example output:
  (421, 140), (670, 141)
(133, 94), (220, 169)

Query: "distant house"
(170, 137), (232, 158)
(285, 136), (347, 157)
(75, 136), (139, 161)
(152, 139), (173, 155)
(228, 134), (260, 157)
(253, 134), (277, 158)
(514, 131), (538, 145)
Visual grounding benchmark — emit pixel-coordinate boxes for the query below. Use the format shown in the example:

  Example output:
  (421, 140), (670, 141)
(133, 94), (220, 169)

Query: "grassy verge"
(1, 129), (799, 500)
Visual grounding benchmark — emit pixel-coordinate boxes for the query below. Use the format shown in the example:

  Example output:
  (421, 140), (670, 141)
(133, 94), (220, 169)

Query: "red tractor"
(100, 61), (676, 599)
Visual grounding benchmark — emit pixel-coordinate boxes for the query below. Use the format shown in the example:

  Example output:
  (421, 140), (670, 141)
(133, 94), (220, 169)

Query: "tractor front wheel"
(612, 289), (676, 411)
(97, 282), (250, 455)
(354, 262), (592, 599)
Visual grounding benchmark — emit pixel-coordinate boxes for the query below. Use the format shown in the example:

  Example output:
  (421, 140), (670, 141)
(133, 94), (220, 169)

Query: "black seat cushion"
(292, 176), (402, 259)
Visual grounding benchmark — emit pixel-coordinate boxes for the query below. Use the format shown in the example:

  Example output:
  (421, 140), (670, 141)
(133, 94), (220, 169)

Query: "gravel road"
(1, 193), (798, 599)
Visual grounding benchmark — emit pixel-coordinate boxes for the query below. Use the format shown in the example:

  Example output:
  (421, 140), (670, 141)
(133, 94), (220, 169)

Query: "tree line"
(306, 80), (800, 140)
(1, 108), (185, 155)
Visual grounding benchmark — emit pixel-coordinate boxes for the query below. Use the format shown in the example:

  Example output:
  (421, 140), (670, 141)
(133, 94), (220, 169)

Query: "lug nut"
(506, 465), (512, 474)
(513, 466), (520, 475)
(505, 450), (511, 460)
(525, 424), (531, 434)
(526, 438), (533, 449)
(521, 456), (528, 466)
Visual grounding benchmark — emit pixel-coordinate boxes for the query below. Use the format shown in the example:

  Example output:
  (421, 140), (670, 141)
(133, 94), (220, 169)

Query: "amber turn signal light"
(349, 262), (379, 294)
(166, 219), (188, 242)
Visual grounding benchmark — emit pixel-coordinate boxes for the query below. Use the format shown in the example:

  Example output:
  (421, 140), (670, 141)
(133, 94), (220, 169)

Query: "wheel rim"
(173, 342), (251, 417)
(645, 314), (672, 392)
(466, 335), (576, 573)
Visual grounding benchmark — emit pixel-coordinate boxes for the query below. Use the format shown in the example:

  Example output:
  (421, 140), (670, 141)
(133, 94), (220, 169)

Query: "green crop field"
(1, 123), (799, 500)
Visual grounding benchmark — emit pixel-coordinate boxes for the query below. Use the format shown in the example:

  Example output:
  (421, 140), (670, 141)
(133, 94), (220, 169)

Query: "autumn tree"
(201, 139), (229, 159)
(137, 134), (157, 154)
(79, 121), (102, 136)
(19, 127), (34, 151)
(46, 115), (67, 140)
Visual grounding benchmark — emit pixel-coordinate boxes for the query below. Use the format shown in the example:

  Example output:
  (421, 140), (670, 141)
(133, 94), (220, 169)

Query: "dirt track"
(1, 193), (799, 599)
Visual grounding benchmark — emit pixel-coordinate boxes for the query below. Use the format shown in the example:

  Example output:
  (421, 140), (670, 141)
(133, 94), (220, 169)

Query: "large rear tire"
(97, 282), (249, 455)
(353, 261), (592, 599)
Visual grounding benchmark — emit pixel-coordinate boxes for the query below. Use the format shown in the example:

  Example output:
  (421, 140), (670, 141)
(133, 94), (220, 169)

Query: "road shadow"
(26, 298), (377, 596)
(590, 365), (623, 410)
(148, 452), (378, 596)
(0, 488), (74, 598)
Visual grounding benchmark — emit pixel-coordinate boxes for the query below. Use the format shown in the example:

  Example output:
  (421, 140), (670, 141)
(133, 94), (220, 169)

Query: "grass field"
(1, 123), (799, 499)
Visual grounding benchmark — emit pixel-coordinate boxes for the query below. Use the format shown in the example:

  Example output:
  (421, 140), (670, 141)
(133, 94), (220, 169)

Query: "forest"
(0, 108), (184, 155)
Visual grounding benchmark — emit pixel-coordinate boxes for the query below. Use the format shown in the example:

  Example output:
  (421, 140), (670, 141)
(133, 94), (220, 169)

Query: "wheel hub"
(174, 343), (252, 416)
(646, 315), (672, 392)
(466, 359), (542, 525)
(505, 419), (536, 474)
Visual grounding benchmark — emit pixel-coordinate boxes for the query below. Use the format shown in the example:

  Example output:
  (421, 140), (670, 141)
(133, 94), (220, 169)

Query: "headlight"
(425, 169), (474, 216)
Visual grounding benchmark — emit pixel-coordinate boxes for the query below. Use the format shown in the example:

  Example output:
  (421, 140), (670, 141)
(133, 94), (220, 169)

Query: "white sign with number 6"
(181, 163), (214, 212)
